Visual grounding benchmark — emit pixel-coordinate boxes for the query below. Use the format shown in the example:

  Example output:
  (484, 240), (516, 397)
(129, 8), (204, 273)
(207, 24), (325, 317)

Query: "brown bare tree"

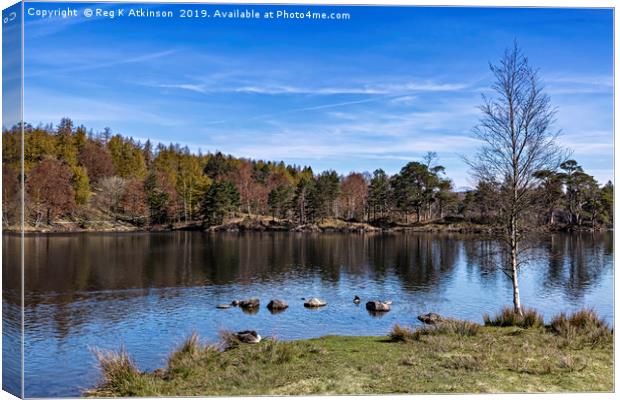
(2, 165), (20, 226)
(468, 42), (566, 315)
(26, 158), (76, 225)
(78, 141), (115, 184)
(120, 179), (148, 224)
(99, 176), (127, 215)
(339, 173), (368, 221)
(231, 160), (266, 216)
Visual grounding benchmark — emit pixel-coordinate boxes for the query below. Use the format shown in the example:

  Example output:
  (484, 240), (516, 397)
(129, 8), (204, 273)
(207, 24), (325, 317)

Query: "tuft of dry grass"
(436, 319), (481, 336)
(483, 306), (544, 328)
(439, 354), (484, 371)
(550, 309), (612, 347)
(167, 332), (209, 371)
(389, 324), (416, 342)
(390, 319), (480, 342)
(88, 346), (144, 396)
(92, 346), (139, 383)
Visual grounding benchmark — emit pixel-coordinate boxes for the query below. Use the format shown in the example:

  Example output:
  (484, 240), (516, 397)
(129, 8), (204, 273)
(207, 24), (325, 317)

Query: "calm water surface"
(2, 231), (614, 397)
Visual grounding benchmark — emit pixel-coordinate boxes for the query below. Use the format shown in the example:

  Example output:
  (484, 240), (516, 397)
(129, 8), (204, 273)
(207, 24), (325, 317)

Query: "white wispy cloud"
(26, 49), (178, 77)
(546, 74), (613, 87)
(545, 74), (613, 94)
(24, 88), (183, 127)
(149, 80), (469, 96)
(389, 95), (417, 105)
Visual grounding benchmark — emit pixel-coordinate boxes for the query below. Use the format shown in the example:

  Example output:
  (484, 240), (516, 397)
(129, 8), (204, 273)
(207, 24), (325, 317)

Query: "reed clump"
(390, 318), (481, 342)
(483, 307), (544, 328)
(550, 309), (612, 347)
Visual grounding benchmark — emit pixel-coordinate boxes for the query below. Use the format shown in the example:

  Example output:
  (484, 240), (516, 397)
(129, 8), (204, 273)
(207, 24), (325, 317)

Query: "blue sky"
(23, 4), (613, 188)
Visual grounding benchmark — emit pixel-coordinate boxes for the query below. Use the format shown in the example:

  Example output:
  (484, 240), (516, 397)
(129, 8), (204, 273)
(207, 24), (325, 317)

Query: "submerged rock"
(235, 330), (262, 344)
(353, 295), (361, 304)
(241, 306), (259, 315)
(304, 297), (327, 308)
(417, 312), (444, 325)
(239, 298), (260, 309)
(267, 299), (289, 311)
(216, 303), (231, 309)
(366, 301), (390, 312)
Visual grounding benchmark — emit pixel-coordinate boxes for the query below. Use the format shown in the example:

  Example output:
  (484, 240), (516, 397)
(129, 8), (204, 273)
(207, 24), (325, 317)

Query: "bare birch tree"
(468, 42), (566, 315)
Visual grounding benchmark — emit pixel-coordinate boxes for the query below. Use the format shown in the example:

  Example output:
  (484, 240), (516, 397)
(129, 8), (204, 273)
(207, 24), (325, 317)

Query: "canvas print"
(1, 2), (614, 397)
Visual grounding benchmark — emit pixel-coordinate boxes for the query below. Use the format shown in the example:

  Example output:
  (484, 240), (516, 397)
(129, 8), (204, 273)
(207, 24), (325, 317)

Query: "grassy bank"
(87, 309), (613, 396)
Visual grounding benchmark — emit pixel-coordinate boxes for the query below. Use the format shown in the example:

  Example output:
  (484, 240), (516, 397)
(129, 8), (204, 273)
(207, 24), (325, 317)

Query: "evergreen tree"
(392, 162), (430, 222)
(200, 181), (240, 226)
(368, 169), (391, 220)
(292, 177), (313, 224)
(600, 181), (614, 225)
(309, 170), (340, 222)
(144, 172), (171, 225)
(533, 169), (563, 225)
(268, 185), (293, 219)
(203, 152), (232, 180)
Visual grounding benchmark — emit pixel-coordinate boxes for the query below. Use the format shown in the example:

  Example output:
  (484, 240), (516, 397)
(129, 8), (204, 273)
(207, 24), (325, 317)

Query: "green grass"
(86, 314), (613, 396)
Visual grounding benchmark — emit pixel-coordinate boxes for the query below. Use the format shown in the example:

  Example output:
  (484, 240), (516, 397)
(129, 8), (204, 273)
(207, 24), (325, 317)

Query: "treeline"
(1, 119), (613, 229)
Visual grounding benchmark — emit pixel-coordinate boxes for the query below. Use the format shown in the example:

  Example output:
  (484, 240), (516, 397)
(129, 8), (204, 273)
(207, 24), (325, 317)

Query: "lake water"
(2, 231), (614, 397)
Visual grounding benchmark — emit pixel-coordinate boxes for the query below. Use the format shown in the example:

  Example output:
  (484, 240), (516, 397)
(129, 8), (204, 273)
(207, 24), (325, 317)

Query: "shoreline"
(3, 217), (611, 235)
(86, 313), (613, 397)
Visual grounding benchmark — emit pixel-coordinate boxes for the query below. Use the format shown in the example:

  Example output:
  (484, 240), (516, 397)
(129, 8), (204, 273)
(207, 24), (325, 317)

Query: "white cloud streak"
(151, 80), (469, 96)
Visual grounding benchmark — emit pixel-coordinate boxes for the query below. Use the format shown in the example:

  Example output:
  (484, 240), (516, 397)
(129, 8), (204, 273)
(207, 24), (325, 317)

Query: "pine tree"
(368, 169), (391, 220)
(268, 185), (293, 219)
(200, 181), (240, 226)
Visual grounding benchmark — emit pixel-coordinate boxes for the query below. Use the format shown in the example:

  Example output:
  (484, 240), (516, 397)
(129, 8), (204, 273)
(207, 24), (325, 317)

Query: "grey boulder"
(267, 299), (289, 311)
(239, 298), (260, 309)
(417, 312), (444, 325)
(304, 297), (327, 308)
(366, 301), (391, 312)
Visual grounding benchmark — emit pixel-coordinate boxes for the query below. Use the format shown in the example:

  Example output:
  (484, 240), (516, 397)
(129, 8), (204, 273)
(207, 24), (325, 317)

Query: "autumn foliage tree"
(339, 173), (368, 221)
(26, 158), (76, 225)
(120, 179), (148, 224)
(78, 141), (115, 183)
(2, 114), (611, 231)
(2, 165), (20, 226)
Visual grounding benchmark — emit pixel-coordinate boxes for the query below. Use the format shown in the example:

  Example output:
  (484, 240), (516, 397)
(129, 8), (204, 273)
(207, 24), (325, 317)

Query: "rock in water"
(231, 300), (240, 307)
(216, 303), (231, 309)
(235, 330), (261, 344)
(417, 312), (444, 325)
(366, 301), (390, 312)
(353, 295), (361, 304)
(239, 298), (260, 309)
(304, 297), (327, 308)
(267, 299), (289, 311)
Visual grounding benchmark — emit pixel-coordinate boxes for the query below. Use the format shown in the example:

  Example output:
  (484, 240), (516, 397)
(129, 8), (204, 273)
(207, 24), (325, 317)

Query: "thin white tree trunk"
(510, 215), (523, 316)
